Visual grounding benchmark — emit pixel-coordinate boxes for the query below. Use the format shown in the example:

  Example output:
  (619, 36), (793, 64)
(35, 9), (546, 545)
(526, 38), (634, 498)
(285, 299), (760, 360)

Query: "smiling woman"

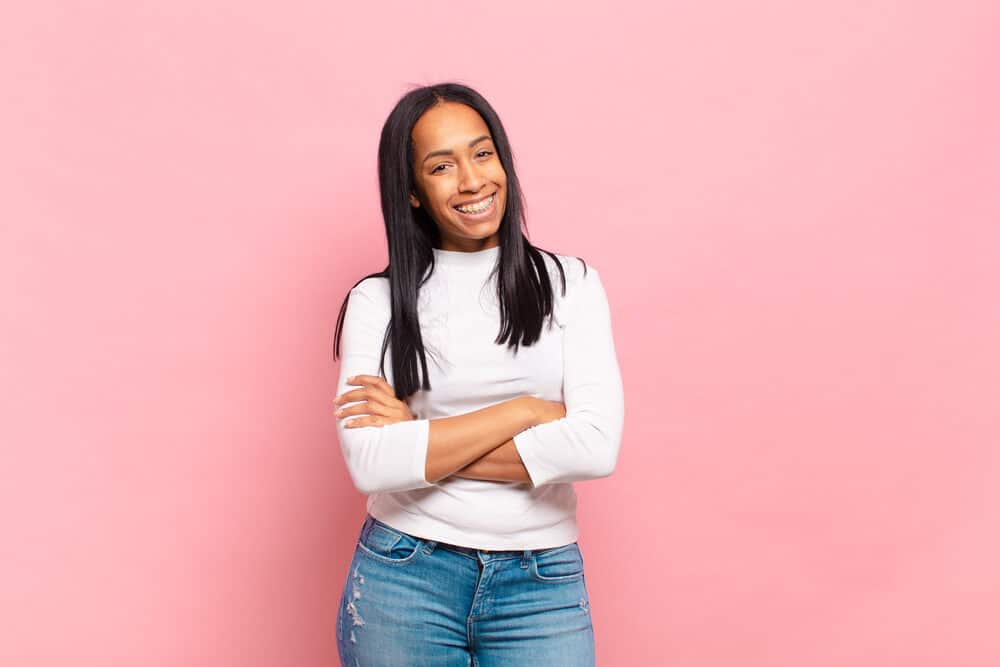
(330, 82), (624, 666)
(408, 103), (507, 251)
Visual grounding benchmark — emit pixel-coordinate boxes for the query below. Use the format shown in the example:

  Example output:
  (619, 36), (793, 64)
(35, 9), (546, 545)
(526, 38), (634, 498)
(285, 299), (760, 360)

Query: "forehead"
(411, 102), (491, 150)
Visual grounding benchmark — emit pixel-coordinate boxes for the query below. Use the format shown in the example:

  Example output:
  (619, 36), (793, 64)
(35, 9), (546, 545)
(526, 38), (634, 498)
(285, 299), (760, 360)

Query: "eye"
(476, 150), (493, 158)
(430, 163), (449, 174)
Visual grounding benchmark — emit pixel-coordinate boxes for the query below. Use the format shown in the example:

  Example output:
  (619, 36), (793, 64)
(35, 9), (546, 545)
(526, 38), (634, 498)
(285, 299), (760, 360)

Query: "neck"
(432, 244), (500, 268)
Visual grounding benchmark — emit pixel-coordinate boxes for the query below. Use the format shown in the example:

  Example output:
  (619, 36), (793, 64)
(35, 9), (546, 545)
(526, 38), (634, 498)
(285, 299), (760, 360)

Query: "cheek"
(423, 184), (451, 210)
(489, 164), (507, 185)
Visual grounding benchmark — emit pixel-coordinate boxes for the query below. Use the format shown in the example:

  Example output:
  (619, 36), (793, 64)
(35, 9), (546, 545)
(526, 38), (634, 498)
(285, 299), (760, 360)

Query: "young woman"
(331, 82), (625, 666)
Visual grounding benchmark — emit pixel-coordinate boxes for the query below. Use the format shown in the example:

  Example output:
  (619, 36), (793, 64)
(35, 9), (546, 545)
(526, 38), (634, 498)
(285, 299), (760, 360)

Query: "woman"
(331, 82), (624, 666)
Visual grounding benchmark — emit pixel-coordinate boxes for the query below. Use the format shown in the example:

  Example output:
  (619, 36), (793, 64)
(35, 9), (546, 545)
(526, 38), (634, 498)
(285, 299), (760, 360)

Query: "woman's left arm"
(454, 264), (625, 486)
(510, 265), (625, 486)
(451, 439), (531, 482)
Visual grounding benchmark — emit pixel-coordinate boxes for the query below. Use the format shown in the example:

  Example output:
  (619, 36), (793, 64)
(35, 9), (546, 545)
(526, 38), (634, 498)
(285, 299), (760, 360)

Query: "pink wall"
(2, 1), (998, 665)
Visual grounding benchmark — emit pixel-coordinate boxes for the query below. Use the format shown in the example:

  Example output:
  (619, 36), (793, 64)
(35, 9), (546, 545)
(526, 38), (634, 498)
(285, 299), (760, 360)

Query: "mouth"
(452, 192), (498, 219)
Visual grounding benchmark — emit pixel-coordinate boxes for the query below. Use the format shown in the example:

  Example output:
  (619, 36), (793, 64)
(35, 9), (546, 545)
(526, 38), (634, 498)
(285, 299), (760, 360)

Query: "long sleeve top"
(335, 244), (625, 550)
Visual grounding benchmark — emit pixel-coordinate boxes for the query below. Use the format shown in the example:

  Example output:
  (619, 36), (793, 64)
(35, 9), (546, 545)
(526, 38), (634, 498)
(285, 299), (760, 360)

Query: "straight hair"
(333, 82), (586, 400)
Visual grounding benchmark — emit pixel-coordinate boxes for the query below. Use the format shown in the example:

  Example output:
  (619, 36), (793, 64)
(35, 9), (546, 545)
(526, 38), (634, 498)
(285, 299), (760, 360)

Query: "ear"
(409, 192), (420, 208)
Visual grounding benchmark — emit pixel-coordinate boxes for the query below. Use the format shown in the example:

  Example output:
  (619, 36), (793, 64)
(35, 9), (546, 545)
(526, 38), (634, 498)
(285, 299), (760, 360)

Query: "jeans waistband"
(363, 514), (566, 558)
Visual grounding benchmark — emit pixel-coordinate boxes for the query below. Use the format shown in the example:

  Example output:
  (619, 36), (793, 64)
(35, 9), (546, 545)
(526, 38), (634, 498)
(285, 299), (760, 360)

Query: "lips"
(452, 192), (497, 213)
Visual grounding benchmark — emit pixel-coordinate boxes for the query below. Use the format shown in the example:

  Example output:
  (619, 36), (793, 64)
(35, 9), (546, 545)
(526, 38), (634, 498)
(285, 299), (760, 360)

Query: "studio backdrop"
(2, 1), (998, 665)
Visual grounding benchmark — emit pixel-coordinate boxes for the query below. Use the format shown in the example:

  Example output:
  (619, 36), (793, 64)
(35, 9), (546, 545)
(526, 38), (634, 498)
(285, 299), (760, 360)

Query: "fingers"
(337, 404), (385, 428)
(334, 375), (398, 409)
(339, 405), (412, 428)
(336, 400), (391, 420)
(334, 388), (389, 409)
(342, 414), (385, 428)
(333, 375), (411, 428)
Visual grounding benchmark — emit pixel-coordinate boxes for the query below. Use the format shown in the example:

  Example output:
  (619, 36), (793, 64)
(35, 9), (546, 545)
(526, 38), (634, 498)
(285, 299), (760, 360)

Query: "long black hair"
(333, 82), (586, 401)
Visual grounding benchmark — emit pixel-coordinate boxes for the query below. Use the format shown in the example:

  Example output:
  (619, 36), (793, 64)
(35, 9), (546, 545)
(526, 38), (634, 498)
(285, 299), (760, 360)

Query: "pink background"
(3, 1), (999, 665)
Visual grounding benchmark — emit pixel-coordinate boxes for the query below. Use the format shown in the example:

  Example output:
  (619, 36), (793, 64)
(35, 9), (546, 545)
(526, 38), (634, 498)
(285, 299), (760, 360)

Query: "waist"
(368, 490), (580, 551)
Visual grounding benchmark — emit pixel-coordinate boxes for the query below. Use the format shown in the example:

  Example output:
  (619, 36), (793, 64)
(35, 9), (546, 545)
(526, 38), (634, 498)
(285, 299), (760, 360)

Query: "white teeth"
(455, 194), (494, 214)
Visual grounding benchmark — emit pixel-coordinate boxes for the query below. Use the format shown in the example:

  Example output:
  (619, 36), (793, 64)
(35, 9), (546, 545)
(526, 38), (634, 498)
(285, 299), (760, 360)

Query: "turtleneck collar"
(431, 244), (500, 268)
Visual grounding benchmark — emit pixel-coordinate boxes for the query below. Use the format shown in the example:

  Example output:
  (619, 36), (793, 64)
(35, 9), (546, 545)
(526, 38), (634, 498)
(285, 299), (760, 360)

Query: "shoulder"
(537, 249), (594, 286)
(352, 275), (390, 300)
(537, 249), (602, 298)
(346, 275), (391, 320)
(535, 249), (605, 326)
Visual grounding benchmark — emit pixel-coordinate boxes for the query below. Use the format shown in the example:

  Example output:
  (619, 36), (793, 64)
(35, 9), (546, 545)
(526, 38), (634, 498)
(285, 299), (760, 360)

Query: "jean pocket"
(530, 543), (585, 583)
(356, 520), (424, 566)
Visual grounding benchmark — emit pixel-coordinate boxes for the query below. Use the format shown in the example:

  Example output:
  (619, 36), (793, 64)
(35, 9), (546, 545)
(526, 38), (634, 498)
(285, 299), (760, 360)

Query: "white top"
(335, 244), (625, 549)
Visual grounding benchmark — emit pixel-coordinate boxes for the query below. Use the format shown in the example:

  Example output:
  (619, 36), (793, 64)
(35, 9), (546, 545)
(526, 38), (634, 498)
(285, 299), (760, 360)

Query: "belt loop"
(359, 515), (373, 544)
(422, 540), (438, 555)
(521, 550), (531, 569)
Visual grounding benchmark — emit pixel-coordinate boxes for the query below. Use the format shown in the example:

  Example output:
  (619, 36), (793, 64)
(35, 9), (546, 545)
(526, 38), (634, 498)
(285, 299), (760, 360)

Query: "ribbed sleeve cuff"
(513, 427), (551, 488)
(409, 418), (435, 489)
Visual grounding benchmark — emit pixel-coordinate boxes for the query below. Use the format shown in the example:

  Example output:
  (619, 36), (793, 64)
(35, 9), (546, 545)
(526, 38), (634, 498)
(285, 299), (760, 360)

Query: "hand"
(532, 398), (566, 425)
(333, 375), (415, 428)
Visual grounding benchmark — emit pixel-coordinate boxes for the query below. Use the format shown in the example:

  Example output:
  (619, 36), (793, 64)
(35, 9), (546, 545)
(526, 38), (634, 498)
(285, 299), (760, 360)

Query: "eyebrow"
(421, 135), (493, 165)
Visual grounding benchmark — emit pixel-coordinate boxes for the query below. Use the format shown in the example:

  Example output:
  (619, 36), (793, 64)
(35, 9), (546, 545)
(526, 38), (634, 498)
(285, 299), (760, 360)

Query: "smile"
(453, 193), (497, 216)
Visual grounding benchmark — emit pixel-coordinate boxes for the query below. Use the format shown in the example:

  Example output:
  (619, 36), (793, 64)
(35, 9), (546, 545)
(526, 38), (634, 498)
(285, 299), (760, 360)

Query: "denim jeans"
(336, 514), (596, 666)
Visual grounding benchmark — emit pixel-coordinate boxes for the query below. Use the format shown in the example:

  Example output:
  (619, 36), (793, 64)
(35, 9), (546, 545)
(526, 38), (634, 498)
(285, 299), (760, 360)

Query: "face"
(409, 101), (507, 252)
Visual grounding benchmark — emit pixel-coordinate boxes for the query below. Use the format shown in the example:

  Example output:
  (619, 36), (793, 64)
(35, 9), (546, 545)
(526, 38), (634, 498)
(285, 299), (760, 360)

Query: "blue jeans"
(336, 514), (596, 666)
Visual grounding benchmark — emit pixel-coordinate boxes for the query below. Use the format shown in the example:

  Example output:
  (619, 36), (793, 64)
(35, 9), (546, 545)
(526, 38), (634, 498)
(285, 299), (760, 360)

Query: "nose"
(458, 160), (486, 194)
